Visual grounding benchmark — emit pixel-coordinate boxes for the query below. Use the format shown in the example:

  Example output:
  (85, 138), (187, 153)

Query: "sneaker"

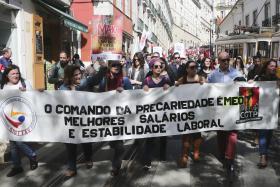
(64, 169), (77, 178)
(30, 156), (38, 170)
(7, 167), (24, 177)
(143, 164), (152, 171)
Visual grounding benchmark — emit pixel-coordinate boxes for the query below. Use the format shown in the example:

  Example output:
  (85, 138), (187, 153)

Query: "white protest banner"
(174, 43), (185, 58)
(0, 82), (278, 143)
(152, 46), (163, 57)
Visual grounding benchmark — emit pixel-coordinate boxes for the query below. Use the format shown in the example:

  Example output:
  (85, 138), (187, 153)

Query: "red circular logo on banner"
(0, 97), (37, 136)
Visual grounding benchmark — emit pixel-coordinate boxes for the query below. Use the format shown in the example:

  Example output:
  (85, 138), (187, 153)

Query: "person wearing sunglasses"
(142, 58), (172, 171)
(208, 51), (243, 181)
(176, 61), (206, 168)
(170, 52), (181, 79)
(128, 52), (148, 89)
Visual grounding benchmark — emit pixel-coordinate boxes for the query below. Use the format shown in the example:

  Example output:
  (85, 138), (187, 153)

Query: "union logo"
(0, 97), (37, 136)
(236, 87), (263, 124)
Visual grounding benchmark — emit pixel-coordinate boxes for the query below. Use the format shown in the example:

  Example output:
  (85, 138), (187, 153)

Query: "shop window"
(247, 43), (256, 58)
(271, 42), (279, 58)
(258, 41), (269, 58)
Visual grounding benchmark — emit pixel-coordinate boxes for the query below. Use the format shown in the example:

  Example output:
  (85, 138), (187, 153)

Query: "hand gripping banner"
(0, 82), (279, 143)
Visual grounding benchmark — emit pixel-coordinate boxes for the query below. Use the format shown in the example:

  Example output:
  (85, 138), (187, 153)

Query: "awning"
(36, 0), (88, 33)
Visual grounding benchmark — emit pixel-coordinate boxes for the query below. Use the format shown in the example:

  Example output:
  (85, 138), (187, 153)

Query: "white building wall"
(131, 0), (173, 53)
(219, 0), (275, 36)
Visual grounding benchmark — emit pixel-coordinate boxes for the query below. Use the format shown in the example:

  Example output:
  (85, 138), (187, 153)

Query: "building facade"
(71, 0), (133, 62)
(168, 0), (213, 53)
(216, 0), (280, 62)
(132, 0), (173, 55)
(0, 0), (87, 88)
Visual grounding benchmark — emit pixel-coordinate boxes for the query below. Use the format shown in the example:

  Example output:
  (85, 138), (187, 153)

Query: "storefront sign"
(0, 82), (278, 143)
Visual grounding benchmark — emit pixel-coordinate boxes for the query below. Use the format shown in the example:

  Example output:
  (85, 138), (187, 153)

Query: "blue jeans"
(10, 141), (36, 168)
(258, 130), (273, 156)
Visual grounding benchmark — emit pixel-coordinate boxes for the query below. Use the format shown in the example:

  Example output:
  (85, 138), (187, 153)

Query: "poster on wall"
(92, 15), (123, 61)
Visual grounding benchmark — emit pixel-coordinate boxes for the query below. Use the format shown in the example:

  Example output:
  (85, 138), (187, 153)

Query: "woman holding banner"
(60, 64), (107, 177)
(176, 60), (206, 167)
(142, 58), (172, 170)
(253, 59), (278, 168)
(0, 64), (38, 177)
(128, 52), (148, 90)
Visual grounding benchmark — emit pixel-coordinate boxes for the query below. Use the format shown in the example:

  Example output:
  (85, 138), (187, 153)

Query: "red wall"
(71, 0), (93, 62)
(71, 0), (133, 62)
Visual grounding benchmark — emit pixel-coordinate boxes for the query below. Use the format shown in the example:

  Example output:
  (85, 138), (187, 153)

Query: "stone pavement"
(0, 129), (279, 187)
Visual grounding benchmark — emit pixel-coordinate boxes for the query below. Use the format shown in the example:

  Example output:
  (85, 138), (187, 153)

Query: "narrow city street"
(0, 126), (279, 187)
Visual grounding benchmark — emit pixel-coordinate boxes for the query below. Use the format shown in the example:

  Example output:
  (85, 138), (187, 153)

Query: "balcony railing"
(262, 18), (271, 27)
(272, 13), (280, 25)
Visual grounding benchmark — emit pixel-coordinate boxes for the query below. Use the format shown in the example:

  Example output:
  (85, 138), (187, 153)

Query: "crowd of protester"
(0, 48), (279, 181)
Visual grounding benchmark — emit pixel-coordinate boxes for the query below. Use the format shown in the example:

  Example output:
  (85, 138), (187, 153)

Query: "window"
(271, 42), (279, 58)
(116, 0), (122, 11)
(253, 9), (258, 25)
(245, 15), (250, 26)
(264, 2), (270, 19)
(221, 11), (224, 18)
(277, 0), (280, 14)
(125, 0), (131, 17)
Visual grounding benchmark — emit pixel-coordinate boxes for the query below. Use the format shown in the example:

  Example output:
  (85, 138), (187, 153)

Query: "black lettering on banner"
(136, 105), (143, 114)
(217, 97), (223, 106)
(56, 105), (64, 114)
(69, 129), (75, 138)
(82, 129), (90, 138)
(116, 105), (132, 115)
(65, 117), (72, 126)
(44, 104), (52, 113)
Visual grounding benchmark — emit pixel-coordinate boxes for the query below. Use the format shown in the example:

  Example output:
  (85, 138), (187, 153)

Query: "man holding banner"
(208, 51), (243, 181)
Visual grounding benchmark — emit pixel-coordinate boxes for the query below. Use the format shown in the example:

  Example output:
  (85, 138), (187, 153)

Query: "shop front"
(32, 0), (88, 89)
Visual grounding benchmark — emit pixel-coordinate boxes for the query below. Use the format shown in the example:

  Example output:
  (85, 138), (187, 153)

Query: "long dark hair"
(132, 52), (145, 68)
(181, 60), (197, 83)
(63, 65), (81, 86)
(259, 59), (278, 76)
(1, 64), (24, 88)
(233, 57), (245, 70)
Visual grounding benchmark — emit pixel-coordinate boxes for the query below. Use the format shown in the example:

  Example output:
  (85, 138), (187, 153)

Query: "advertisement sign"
(92, 15), (123, 61)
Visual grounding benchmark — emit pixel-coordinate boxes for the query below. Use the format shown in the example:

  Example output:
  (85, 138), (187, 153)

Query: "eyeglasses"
(153, 65), (163, 69)
(174, 57), (180, 59)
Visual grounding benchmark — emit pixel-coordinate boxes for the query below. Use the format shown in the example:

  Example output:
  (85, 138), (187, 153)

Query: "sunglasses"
(153, 65), (163, 69)
(174, 57), (180, 59)
(133, 58), (139, 61)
